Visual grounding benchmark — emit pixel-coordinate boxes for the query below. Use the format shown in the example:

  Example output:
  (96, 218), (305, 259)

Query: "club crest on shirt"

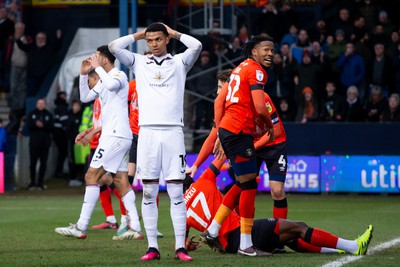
(256, 70), (264, 81)
(154, 72), (164, 82)
(246, 148), (253, 157)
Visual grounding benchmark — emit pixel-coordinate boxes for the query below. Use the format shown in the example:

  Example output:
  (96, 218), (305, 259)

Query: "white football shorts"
(90, 135), (131, 173)
(136, 126), (186, 181)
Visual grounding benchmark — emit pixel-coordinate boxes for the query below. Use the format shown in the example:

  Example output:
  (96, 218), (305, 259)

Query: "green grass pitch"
(1, 185), (400, 267)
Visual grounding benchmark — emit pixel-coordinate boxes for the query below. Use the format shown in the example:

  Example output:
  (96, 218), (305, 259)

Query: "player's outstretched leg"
(354, 225), (374, 255)
(200, 230), (226, 253)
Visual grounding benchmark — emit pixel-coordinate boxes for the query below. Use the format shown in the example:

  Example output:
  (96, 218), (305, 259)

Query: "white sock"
(142, 183), (159, 249)
(337, 238), (358, 253)
(106, 215), (117, 224)
(167, 183), (186, 250)
(207, 220), (221, 237)
(77, 185), (100, 231)
(122, 190), (141, 232)
(240, 233), (253, 250)
(321, 247), (340, 253)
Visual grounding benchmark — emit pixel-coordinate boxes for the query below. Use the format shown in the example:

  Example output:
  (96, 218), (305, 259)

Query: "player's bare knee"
(270, 187), (285, 199)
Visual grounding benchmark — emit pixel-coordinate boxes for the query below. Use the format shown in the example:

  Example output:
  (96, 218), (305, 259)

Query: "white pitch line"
(321, 237), (400, 267)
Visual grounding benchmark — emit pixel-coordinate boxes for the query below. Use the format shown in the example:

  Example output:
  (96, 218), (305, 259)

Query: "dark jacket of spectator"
(320, 92), (345, 122)
(336, 50), (366, 88)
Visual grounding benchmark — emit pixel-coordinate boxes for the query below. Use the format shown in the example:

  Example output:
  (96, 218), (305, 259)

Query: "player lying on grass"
(184, 157), (374, 256)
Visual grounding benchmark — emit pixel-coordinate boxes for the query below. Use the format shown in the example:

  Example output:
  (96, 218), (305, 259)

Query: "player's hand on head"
(185, 235), (201, 251)
(161, 23), (176, 38)
(81, 58), (93, 75)
(185, 165), (198, 177)
(88, 53), (101, 69)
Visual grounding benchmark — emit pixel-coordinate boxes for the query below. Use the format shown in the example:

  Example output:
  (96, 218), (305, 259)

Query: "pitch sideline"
(321, 237), (400, 267)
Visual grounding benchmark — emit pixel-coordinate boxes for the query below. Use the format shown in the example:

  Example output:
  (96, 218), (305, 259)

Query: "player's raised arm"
(108, 28), (146, 68)
(79, 59), (99, 103)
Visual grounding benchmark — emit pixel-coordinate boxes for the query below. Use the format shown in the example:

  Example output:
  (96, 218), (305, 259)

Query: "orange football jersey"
(253, 93), (287, 146)
(184, 166), (240, 249)
(90, 98), (102, 149)
(128, 80), (140, 135)
(219, 58), (267, 135)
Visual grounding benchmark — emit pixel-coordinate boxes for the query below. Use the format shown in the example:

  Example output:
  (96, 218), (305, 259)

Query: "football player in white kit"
(109, 23), (202, 261)
(55, 46), (141, 240)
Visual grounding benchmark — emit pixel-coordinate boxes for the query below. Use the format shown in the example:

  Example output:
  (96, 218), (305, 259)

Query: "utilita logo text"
(361, 165), (400, 188)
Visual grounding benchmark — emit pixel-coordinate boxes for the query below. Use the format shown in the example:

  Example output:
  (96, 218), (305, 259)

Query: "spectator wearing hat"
(327, 29), (346, 84)
(295, 86), (319, 123)
(294, 49), (320, 103)
(377, 10), (395, 36)
(336, 41), (366, 96)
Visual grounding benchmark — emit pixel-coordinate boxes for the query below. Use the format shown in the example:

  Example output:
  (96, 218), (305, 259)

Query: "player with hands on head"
(55, 45), (142, 241)
(109, 23), (202, 261)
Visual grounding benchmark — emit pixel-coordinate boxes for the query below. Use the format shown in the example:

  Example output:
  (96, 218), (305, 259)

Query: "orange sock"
(239, 189), (256, 234)
(99, 186), (113, 217)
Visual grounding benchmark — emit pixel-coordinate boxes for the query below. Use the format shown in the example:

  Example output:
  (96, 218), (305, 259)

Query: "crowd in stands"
(187, 0), (400, 127)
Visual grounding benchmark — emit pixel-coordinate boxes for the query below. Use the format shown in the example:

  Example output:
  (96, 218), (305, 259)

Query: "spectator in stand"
(279, 1), (298, 36)
(358, 0), (379, 29)
(290, 29), (311, 64)
(329, 7), (354, 41)
(258, 1), (281, 40)
(226, 35), (242, 66)
(6, 22), (28, 112)
(322, 35), (334, 55)
(278, 97), (296, 122)
(369, 24), (389, 48)
(280, 24), (298, 48)
(190, 50), (216, 129)
(280, 42), (297, 72)
(320, 81), (345, 122)
(377, 10), (395, 36)
(66, 100), (84, 187)
(52, 91), (69, 178)
(364, 85), (387, 122)
(367, 42), (394, 94)
(393, 42), (400, 94)
(238, 24), (249, 44)
(309, 19), (328, 45)
(327, 29), (346, 84)
(351, 15), (369, 44)
(380, 93), (400, 122)
(16, 30), (62, 96)
(0, 6), (14, 91)
(386, 30), (399, 59)
(336, 42), (366, 96)
(27, 98), (53, 190)
(296, 86), (319, 123)
(265, 53), (295, 105)
(310, 40), (330, 90)
(294, 49), (320, 103)
(343, 85), (365, 122)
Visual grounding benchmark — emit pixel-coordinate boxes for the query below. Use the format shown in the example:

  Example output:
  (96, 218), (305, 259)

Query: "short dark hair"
(217, 69), (232, 82)
(241, 35), (274, 59)
(145, 23), (168, 37)
(97, 45), (116, 64)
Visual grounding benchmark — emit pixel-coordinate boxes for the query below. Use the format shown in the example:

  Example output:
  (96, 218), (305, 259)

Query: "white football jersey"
(132, 53), (187, 126)
(79, 67), (131, 139)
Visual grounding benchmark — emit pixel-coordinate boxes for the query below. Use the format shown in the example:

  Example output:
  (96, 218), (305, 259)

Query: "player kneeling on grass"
(184, 158), (374, 256)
